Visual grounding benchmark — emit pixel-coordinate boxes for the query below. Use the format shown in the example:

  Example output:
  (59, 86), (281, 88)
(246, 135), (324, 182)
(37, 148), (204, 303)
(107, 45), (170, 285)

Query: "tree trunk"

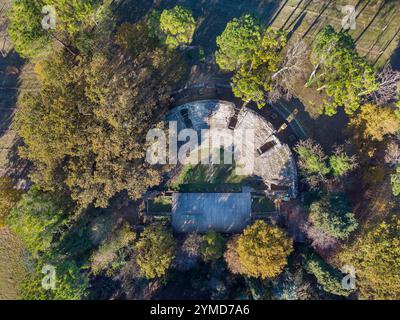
(306, 63), (320, 86)
(52, 34), (78, 56)
(272, 66), (289, 79)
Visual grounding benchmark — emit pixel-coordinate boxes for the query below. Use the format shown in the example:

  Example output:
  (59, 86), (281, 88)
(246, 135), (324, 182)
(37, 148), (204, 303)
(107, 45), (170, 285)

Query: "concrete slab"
(172, 192), (252, 233)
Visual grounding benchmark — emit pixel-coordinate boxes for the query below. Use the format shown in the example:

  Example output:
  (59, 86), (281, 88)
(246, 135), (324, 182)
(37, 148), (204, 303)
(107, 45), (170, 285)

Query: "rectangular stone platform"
(172, 193), (252, 233)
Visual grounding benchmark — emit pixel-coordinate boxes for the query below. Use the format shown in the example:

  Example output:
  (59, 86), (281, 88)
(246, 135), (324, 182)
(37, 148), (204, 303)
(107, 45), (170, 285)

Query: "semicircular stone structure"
(166, 100), (298, 199)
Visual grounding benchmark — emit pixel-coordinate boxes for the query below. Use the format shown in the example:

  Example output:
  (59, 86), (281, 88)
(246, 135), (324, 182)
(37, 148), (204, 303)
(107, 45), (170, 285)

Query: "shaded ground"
(112, 0), (398, 150)
(117, 0), (400, 66)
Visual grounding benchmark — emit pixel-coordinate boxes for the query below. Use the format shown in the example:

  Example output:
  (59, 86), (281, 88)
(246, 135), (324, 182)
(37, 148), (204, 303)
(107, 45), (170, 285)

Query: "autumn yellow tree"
(350, 104), (400, 142)
(236, 221), (293, 279)
(337, 215), (400, 299)
(134, 224), (176, 279)
(15, 22), (187, 208)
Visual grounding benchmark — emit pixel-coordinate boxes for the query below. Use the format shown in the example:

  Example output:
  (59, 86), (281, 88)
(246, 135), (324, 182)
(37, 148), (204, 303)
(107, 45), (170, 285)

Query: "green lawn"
(169, 149), (250, 193)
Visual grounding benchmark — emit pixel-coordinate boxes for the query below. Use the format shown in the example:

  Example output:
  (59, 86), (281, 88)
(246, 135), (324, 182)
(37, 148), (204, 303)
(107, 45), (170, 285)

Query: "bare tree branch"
(269, 40), (309, 103)
(367, 64), (400, 106)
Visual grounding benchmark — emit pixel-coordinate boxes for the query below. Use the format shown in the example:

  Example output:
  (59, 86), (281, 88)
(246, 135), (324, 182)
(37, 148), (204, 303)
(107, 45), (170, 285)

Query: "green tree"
(309, 25), (378, 115)
(231, 28), (286, 108)
(7, 0), (51, 58)
(308, 193), (358, 239)
(134, 224), (176, 279)
(147, 10), (162, 39)
(295, 139), (330, 188)
(236, 221), (293, 279)
(338, 215), (400, 299)
(116, 21), (158, 59)
(390, 166), (400, 196)
(215, 15), (261, 72)
(200, 231), (225, 261)
(90, 223), (136, 276)
(8, 0), (105, 58)
(6, 186), (68, 257)
(0, 177), (23, 227)
(329, 146), (357, 178)
(231, 66), (268, 108)
(159, 6), (196, 48)
(21, 260), (89, 300)
(305, 254), (352, 297)
(216, 17), (286, 108)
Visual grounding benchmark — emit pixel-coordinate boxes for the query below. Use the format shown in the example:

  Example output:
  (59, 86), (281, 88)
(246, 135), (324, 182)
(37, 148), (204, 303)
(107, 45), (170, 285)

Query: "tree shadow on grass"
(112, 0), (299, 55)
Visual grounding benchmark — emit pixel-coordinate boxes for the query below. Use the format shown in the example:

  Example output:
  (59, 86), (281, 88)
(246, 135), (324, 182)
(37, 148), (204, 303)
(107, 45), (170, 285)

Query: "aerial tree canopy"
(295, 139), (330, 188)
(349, 103), (400, 142)
(159, 5), (196, 48)
(308, 193), (358, 240)
(224, 235), (242, 274)
(295, 140), (357, 188)
(329, 146), (357, 178)
(310, 25), (378, 116)
(7, 0), (51, 57)
(305, 253), (353, 297)
(90, 223), (136, 276)
(15, 23), (187, 208)
(6, 186), (69, 257)
(200, 231), (225, 261)
(216, 15), (287, 108)
(337, 215), (400, 299)
(20, 259), (89, 300)
(5, 186), (96, 300)
(236, 221), (293, 279)
(215, 15), (261, 72)
(0, 177), (23, 228)
(8, 0), (106, 57)
(134, 224), (176, 279)
(231, 65), (270, 108)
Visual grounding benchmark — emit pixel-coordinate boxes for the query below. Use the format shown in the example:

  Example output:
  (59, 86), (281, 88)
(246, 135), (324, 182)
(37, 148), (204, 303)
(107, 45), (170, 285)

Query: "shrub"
(200, 231), (225, 261)
(134, 224), (176, 279)
(304, 254), (352, 297)
(6, 186), (68, 257)
(90, 223), (135, 276)
(308, 193), (358, 240)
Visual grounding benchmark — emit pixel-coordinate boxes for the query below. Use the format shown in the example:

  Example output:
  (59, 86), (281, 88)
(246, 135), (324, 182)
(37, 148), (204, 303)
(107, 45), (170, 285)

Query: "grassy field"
(0, 228), (27, 300)
(168, 148), (249, 192)
(0, 1), (39, 178)
(169, 162), (248, 193)
(268, 0), (400, 67)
